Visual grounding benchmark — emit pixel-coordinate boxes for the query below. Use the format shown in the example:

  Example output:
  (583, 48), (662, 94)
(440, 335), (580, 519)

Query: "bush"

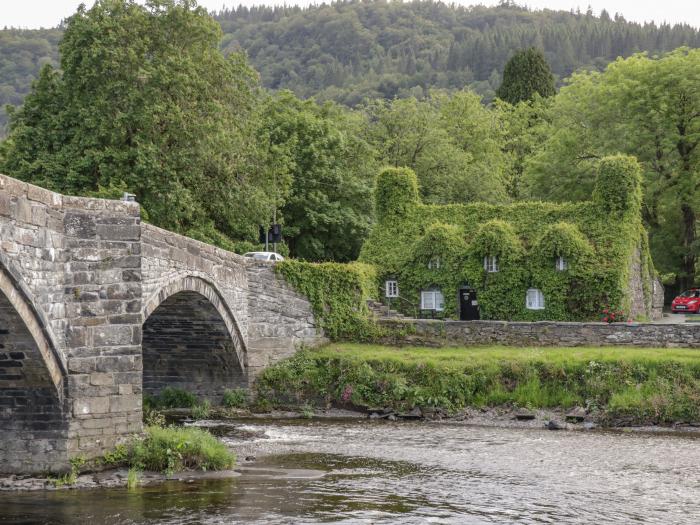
(131, 426), (235, 474)
(222, 388), (249, 408)
(147, 387), (200, 409)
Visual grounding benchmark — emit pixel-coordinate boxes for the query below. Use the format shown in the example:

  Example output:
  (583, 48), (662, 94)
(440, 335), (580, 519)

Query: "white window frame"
(484, 255), (499, 273)
(526, 288), (545, 310)
(385, 280), (399, 298)
(428, 257), (441, 270)
(421, 289), (445, 311)
(555, 256), (567, 271)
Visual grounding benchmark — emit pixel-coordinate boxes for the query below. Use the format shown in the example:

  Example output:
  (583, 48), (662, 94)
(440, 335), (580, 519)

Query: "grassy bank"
(255, 344), (700, 425)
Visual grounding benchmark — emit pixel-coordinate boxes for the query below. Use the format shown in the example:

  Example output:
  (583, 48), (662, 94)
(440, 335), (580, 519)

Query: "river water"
(2, 419), (700, 524)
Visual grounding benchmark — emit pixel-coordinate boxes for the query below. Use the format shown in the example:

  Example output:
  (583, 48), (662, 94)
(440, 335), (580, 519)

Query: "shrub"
(222, 388), (249, 408)
(148, 387), (200, 409)
(131, 426), (235, 474)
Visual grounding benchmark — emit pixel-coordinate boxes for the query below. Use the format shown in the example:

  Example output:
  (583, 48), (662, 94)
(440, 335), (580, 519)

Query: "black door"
(459, 288), (480, 320)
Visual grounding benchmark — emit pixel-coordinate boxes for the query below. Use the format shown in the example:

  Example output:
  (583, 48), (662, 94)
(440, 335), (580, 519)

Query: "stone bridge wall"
(0, 174), (323, 473)
(0, 175), (142, 473)
(379, 318), (700, 348)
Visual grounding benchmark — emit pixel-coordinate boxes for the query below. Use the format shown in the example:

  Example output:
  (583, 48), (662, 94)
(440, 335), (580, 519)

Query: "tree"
(1, 0), (272, 247)
(525, 48), (700, 289)
(495, 94), (553, 200)
(259, 91), (377, 262)
(363, 92), (508, 205)
(496, 48), (556, 104)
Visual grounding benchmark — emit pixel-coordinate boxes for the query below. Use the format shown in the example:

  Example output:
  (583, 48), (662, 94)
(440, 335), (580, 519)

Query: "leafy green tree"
(364, 92), (508, 205)
(496, 48), (556, 104)
(259, 91), (377, 262)
(495, 94), (553, 200)
(525, 48), (700, 289)
(1, 0), (272, 247)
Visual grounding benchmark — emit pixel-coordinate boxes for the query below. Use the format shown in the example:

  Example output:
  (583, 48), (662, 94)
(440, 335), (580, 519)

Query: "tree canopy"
(1, 0), (272, 246)
(496, 48), (556, 104)
(525, 48), (700, 289)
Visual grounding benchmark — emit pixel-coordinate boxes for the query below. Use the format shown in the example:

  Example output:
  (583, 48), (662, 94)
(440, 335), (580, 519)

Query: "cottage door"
(459, 287), (480, 321)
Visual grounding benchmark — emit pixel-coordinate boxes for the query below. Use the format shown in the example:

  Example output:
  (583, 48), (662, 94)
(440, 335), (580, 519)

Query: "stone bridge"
(0, 174), (323, 473)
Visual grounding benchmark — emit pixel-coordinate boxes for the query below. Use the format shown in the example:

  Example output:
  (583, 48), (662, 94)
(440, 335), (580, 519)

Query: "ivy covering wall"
(275, 260), (380, 340)
(359, 155), (658, 321)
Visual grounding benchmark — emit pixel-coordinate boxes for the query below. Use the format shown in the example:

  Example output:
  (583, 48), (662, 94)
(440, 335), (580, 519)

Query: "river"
(2, 419), (700, 524)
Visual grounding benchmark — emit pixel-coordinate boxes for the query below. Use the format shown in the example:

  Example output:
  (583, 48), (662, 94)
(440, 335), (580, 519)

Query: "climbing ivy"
(275, 260), (379, 340)
(360, 157), (657, 321)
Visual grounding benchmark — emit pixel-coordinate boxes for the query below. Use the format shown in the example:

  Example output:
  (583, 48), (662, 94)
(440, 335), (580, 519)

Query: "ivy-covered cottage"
(359, 155), (663, 322)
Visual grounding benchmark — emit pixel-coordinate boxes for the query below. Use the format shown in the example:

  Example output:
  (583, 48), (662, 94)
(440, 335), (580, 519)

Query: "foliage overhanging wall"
(359, 156), (659, 321)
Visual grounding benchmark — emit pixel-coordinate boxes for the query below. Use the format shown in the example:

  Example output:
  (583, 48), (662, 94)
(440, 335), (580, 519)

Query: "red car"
(671, 288), (700, 313)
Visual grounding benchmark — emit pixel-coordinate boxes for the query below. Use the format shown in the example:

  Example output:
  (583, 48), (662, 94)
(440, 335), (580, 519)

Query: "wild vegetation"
(256, 344), (700, 425)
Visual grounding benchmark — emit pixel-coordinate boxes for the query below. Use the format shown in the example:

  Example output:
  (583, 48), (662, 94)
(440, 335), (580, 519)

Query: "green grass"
(255, 343), (700, 425)
(316, 343), (700, 366)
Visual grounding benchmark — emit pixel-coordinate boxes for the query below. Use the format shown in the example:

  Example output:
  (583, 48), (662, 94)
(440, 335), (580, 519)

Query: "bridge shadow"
(0, 262), (68, 473)
(142, 290), (247, 403)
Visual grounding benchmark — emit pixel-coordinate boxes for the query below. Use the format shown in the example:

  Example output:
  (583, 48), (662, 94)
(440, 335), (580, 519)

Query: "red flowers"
(601, 305), (625, 323)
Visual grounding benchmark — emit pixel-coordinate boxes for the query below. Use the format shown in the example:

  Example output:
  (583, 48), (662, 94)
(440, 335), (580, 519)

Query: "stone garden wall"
(379, 318), (700, 348)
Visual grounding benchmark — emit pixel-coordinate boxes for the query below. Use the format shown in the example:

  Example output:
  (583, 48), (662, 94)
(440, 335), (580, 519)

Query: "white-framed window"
(484, 255), (499, 273)
(526, 288), (545, 310)
(385, 280), (399, 298)
(555, 256), (567, 271)
(421, 289), (445, 311)
(428, 257), (441, 269)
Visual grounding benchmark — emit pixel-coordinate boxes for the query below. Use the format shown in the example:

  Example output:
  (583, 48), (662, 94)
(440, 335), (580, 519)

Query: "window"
(428, 257), (441, 269)
(526, 288), (545, 310)
(555, 256), (567, 271)
(484, 256), (499, 273)
(385, 280), (399, 298)
(421, 289), (445, 311)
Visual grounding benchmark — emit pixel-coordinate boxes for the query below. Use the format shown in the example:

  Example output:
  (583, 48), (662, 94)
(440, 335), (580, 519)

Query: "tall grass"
(256, 344), (700, 424)
(131, 426), (235, 474)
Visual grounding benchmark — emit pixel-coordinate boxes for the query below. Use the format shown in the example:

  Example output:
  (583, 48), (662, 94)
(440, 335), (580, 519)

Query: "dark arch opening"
(142, 291), (246, 402)
(0, 289), (67, 473)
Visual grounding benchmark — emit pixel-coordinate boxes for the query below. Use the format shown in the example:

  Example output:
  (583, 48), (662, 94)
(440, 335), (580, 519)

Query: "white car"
(243, 251), (285, 262)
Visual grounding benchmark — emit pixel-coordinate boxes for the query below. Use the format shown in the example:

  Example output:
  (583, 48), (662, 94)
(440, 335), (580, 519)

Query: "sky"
(1, 0), (699, 30)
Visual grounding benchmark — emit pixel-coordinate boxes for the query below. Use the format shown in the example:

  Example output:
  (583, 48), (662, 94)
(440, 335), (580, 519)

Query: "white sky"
(1, 0), (698, 30)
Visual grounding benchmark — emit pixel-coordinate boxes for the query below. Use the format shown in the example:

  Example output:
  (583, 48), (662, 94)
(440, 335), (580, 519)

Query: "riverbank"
(255, 343), (700, 427)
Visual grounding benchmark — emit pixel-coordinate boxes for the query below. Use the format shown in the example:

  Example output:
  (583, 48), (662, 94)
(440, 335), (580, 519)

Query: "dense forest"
(2, 0), (700, 133)
(0, 0), (699, 295)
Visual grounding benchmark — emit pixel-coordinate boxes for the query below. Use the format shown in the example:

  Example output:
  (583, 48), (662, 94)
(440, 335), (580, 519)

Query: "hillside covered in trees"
(217, 0), (700, 105)
(2, 0), (700, 133)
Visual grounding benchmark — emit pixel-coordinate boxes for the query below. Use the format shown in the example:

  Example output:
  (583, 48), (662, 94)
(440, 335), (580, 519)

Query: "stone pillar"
(62, 196), (143, 460)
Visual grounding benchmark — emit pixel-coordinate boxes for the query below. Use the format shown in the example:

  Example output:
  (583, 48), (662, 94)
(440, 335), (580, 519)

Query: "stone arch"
(0, 257), (68, 473)
(141, 276), (248, 401)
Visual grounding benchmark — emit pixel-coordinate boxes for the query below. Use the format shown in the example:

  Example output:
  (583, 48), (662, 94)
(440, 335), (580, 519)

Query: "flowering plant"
(600, 305), (626, 324)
